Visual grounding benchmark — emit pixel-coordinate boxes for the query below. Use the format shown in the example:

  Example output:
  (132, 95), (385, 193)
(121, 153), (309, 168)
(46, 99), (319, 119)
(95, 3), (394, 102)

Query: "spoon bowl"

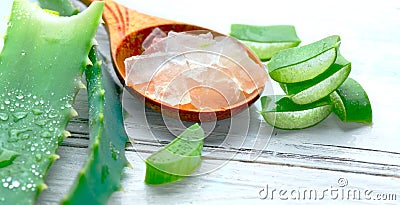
(84, 0), (266, 122)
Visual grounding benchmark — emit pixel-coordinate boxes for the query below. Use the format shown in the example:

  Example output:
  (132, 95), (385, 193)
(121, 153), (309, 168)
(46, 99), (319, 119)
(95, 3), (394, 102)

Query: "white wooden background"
(1, 0), (399, 204)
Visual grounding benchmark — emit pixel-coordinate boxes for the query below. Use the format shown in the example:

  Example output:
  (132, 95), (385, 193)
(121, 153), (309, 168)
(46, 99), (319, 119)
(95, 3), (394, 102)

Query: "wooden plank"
(39, 89), (400, 204)
(38, 146), (400, 204)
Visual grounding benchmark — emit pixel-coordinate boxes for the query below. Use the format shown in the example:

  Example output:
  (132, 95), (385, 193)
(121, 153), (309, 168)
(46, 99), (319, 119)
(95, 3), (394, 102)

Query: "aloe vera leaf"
(39, 0), (129, 202)
(61, 46), (130, 204)
(0, 0), (103, 204)
(38, 1), (130, 203)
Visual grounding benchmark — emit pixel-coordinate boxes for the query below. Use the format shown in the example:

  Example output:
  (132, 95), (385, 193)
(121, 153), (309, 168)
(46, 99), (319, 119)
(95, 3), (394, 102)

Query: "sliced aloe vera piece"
(280, 54), (351, 104)
(330, 78), (372, 124)
(240, 40), (300, 60)
(0, 0), (103, 204)
(230, 24), (301, 43)
(260, 95), (332, 130)
(268, 35), (340, 83)
(145, 124), (204, 185)
(230, 24), (301, 60)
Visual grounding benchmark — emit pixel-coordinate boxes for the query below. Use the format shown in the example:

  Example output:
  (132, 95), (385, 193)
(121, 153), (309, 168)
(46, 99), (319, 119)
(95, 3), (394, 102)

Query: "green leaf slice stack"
(250, 32), (372, 129)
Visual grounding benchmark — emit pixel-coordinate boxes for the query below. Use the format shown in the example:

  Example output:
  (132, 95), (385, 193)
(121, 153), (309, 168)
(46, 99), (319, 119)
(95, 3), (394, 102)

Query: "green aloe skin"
(0, 0), (103, 204)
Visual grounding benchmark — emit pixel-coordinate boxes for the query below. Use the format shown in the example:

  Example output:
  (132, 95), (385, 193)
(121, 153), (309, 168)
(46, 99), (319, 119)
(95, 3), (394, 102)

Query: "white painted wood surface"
(16, 0), (399, 204)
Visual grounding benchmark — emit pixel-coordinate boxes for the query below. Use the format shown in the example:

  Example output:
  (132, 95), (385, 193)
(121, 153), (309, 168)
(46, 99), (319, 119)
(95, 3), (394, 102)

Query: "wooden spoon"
(82, 0), (266, 122)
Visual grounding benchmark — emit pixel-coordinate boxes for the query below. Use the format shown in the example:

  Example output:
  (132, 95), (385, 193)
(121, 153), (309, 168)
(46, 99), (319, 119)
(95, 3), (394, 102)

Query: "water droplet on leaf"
(40, 131), (51, 138)
(0, 113), (8, 121)
(35, 119), (48, 127)
(32, 108), (43, 115)
(8, 128), (31, 142)
(13, 112), (28, 122)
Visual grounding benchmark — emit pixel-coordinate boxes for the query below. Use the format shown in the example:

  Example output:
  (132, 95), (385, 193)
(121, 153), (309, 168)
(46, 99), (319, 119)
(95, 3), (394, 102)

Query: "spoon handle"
(80, 0), (175, 60)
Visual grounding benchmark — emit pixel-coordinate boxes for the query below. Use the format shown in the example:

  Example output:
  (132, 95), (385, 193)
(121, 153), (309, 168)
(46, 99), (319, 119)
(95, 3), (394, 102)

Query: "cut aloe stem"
(0, 0), (103, 204)
(230, 24), (301, 60)
(260, 95), (332, 130)
(281, 53), (351, 105)
(145, 123), (204, 185)
(230, 24), (301, 43)
(330, 78), (372, 124)
(268, 35), (341, 83)
(239, 40), (300, 61)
